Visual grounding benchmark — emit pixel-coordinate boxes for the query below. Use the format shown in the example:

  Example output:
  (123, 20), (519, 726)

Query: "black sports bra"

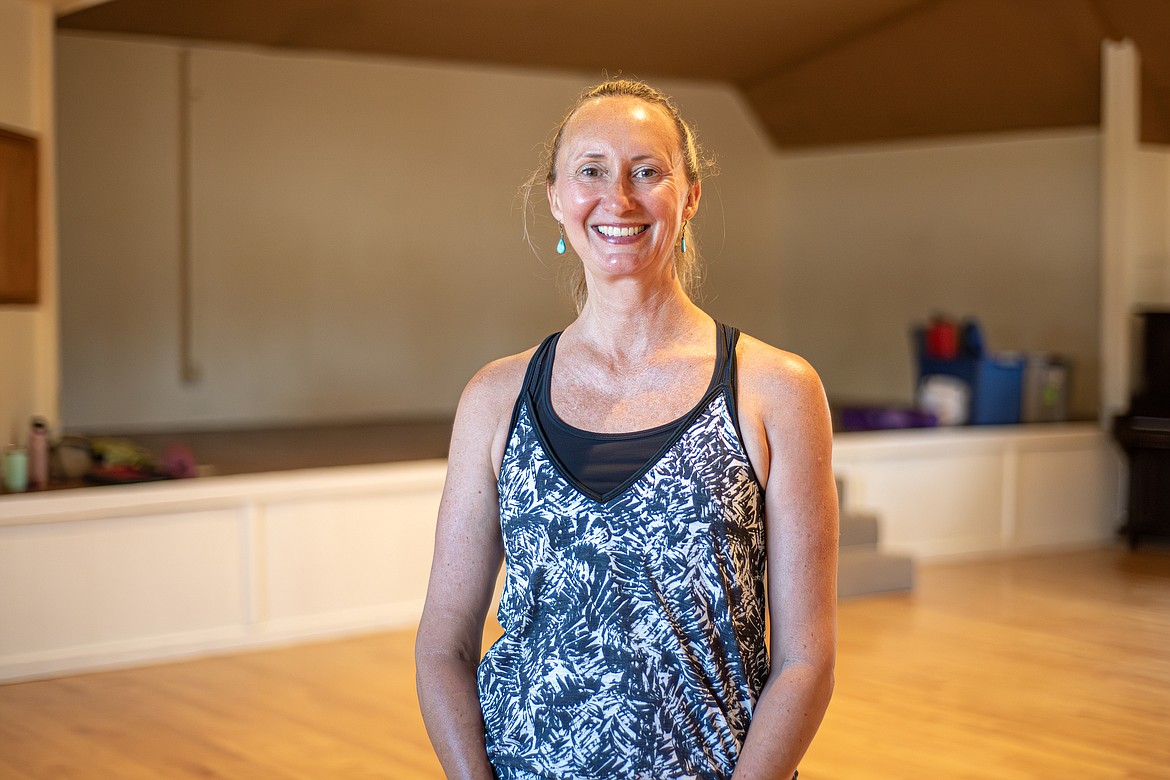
(528, 323), (738, 496)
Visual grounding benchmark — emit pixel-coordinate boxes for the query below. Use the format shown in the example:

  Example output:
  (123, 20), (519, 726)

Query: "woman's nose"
(606, 176), (636, 210)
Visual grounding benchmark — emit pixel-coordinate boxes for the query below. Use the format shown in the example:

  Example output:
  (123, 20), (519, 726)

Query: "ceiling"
(56, 0), (1170, 148)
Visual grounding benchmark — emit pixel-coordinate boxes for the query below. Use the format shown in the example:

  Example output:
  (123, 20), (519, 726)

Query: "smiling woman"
(549, 96), (699, 305)
(415, 79), (838, 780)
(525, 80), (715, 313)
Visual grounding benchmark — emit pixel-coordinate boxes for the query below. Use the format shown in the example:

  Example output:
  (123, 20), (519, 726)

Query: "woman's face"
(548, 96), (700, 288)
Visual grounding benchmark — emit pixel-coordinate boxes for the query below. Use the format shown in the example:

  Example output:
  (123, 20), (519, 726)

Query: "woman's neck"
(569, 277), (710, 357)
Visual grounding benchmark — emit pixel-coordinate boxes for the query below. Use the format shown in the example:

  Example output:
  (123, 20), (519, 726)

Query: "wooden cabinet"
(0, 127), (38, 305)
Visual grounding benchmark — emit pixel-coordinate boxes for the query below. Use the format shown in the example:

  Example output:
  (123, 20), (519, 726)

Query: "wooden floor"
(1, 545), (1167, 779)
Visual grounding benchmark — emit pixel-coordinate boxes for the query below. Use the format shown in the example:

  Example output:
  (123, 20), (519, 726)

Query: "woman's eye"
(633, 167), (659, 179)
(579, 165), (602, 177)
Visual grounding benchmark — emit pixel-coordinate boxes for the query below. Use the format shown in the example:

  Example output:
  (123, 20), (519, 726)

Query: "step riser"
(836, 479), (915, 597)
(840, 511), (880, 549)
(839, 549), (916, 598)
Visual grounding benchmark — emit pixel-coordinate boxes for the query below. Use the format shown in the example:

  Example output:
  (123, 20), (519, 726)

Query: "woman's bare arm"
(415, 355), (527, 780)
(732, 340), (839, 780)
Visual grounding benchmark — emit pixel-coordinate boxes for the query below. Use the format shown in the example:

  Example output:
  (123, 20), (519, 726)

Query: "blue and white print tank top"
(479, 323), (769, 780)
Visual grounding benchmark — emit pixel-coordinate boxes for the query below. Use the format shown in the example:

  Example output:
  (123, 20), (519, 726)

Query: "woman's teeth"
(595, 225), (648, 237)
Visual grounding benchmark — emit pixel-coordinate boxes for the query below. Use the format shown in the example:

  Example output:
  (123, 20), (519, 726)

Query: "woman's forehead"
(560, 96), (681, 156)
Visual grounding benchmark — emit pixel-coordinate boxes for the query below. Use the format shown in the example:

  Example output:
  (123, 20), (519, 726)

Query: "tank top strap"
(523, 332), (561, 397)
(716, 322), (741, 388)
(716, 322), (745, 430)
(508, 332), (562, 435)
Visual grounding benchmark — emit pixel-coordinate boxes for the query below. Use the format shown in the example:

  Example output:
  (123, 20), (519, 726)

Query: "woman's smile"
(594, 224), (649, 240)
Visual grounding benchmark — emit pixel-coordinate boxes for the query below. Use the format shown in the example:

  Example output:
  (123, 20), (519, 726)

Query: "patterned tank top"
(479, 323), (768, 780)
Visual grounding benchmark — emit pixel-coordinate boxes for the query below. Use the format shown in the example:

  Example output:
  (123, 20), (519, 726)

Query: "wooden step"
(839, 547), (915, 598)
(839, 510), (880, 549)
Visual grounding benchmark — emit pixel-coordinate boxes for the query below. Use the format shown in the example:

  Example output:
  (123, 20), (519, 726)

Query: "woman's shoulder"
(733, 331), (825, 402)
(732, 331), (833, 482)
(449, 341), (547, 470)
(459, 344), (540, 413)
(723, 330), (832, 486)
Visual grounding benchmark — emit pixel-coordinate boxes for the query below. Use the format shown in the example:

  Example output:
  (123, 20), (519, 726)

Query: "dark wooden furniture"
(0, 126), (39, 305)
(1113, 311), (1170, 547)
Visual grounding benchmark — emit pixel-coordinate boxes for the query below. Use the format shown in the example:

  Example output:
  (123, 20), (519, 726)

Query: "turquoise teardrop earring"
(680, 220), (688, 253)
(556, 223), (567, 255)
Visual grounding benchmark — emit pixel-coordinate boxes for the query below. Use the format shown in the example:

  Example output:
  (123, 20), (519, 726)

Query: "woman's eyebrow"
(575, 151), (662, 162)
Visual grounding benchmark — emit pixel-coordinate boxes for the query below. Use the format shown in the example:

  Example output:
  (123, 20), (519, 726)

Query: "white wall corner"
(1099, 39), (1140, 421)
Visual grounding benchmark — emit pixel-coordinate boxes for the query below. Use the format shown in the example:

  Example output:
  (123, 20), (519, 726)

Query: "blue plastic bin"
(918, 354), (1025, 425)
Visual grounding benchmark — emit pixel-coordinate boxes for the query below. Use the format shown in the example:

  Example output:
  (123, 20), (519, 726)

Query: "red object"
(926, 318), (959, 359)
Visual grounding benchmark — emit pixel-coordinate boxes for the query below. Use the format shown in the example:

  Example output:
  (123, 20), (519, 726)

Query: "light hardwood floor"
(1, 545), (1167, 779)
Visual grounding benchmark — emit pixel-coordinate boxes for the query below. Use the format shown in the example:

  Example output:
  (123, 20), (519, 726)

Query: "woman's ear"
(683, 180), (701, 222)
(547, 181), (563, 223)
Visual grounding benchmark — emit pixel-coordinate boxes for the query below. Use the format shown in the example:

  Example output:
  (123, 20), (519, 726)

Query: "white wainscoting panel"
(0, 427), (1122, 681)
(832, 423), (1122, 560)
(263, 489), (439, 635)
(0, 460), (447, 681)
(0, 508), (248, 666)
(1013, 442), (1121, 548)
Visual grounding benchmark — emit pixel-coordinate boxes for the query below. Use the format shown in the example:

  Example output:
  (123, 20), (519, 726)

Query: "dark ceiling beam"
(1091, 0), (1170, 144)
(742, 0), (1110, 147)
(740, 0), (943, 89)
(56, 0), (1170, 147)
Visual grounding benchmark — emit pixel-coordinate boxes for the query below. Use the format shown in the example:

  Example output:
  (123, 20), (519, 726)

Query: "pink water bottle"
(28, 417), (49, 489)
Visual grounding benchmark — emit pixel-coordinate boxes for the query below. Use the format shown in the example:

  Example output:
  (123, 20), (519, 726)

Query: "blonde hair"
(523, 79), (714, 311)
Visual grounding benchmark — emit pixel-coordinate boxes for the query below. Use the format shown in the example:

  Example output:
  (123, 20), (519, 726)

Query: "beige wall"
(1131, 147), (1170, 306)
(774, 131), (1102, 416)
(55, 33), (782, 430)
(56, 32), (1104, 431)
(0, 0), (58, 444)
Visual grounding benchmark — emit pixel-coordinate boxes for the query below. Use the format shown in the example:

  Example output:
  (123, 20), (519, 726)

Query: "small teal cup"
(4, 446), (29, 493)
